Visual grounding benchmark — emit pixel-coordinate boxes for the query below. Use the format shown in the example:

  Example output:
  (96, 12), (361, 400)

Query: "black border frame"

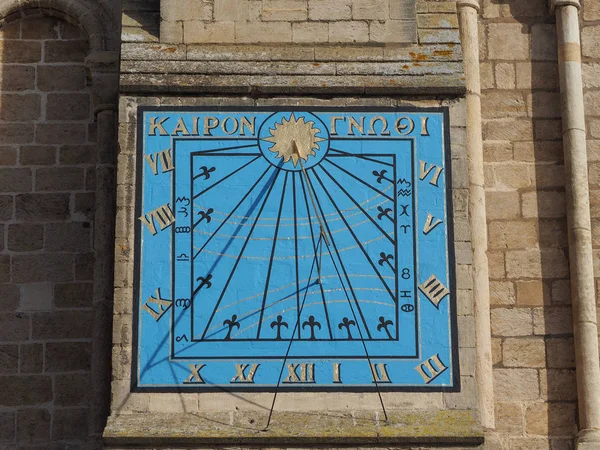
(131, 105), (459, 394)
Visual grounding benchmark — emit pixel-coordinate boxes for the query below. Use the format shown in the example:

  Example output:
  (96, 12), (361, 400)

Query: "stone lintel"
(104, 410), (483, 448)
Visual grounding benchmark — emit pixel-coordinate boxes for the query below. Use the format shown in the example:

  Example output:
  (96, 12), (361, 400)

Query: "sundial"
(134, 107), (458, 391)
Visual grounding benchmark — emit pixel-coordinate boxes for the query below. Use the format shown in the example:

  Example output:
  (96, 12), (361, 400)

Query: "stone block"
(160, 20), (183, 44)
(8, 224), (43, 251)
(369, 20), (417, 43)
(20, 283), (53, 312)
(45, 342), (91, 372)
(517, 62), (559, 90)
(542, 369), (577, 401)
(37, 65), (87, 91)
(390, 0), (417, 18)
(0, 123), (33, 145)
(495, 402), (523, 433)
(525, 402), (576, 436)
(0, 255), (9, 283)
(52, 408), (89, 440)
(488, 23), (530, 60)
(486, 190), (520, 220)
(513, 141), (563, 163)
(262, 0), (308, 21)
(20, 146), (56, 165)
(54, 282), (93, 308)
(418, 13), (458, 30)
(0, 345), (18, 373)
(329, 21), (369, 43)
(0, 65), (35, 91)
(495, 63), (515, 90)
(538, 219), (568, 249)
(54, 373), (90, 406)
(491, 307), (533, 337)
(21, 16), (60, 39)
(308, 0), (352, 20)
(75, 252), (95, 280)
(0, 376), (52, 407)
(531, 24), (557, 61)
(551, 279), (570, 305)
(534, 119), (563, 141)
(492, 337), (502, 365)
(235, 22), (291, 43)
(582, 25), (600, 59)
(533, 307), (573, 336)
(506, 248), (569, 279)
(45, 222), (91, 252)
(0, 314), (29, 341)
(546, 338), (575, 369)
(488, 251), (506, 279)
(35, 123), (87, 145)
(184, 20), (235, 43)
(0, 146), (16, 165)
(480, 62), (494, 89)
(0, 411), (15, 442)
(0, 41), (41, 63)
(44, 40), (89, 63)
(0, 168), (31, 193)
(483, 118), (533, 142)
(583, 63), (600, 89)
(20, 343), (43, 373)
(418, 28), (460, 44)
(46, 93), (90, 121)
(352, 0), (388, 20)
(0, 284), (19, 311)
(488, 220), (538, 250)
(489, 281), (516, 306)
(12, 254), (74, 283)
(521, 191), (566, 219)
(15, 193), (70, 221)
(503, 337), (545, 368)
(148, 393), (199, 413)
(584, 0), (600, 20)
(484, 141), (513, 162)
(59, 144), (96, 165)
(494, 368), (539, 401)
(35, 167), (85, 191)
(483, 91), (527, 119)
(162, 0), (212, 21)
(16, 408), (50, 443)
(292, 22), (328, 43)
(516, 280), (550, 306)
(213, 0), (248, 20)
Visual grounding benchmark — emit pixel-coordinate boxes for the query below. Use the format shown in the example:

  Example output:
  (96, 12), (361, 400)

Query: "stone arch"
(0, 0), (118, 52)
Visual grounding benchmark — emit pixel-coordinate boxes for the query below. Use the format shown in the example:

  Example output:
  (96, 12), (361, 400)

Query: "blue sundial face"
(135, 107), (458, 391)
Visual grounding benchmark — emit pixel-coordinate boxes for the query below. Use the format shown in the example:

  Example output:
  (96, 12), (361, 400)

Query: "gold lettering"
(192, 116), (200, 135)
(184, 364), (206, 384)
(368, 116), (390, 136)
(139, 203), (175, 236)
(330, 116), (346, 136)
(348, 116), (364, 136)
(419, 274), (450, 308)
(370, 363), (391, 383)
(203, 117), (219, 136)
(333, 363), (342, 383)
(240, 116), (255, 136)
(231, 363), (260, 383)
(423, 213), (443, 235)
(142, 288), (172, 321)
(395, 117), (415, 135)
(144, 149), (174, 175)
(222, 117), (239, 135)
(171, 117), (190, 136)
(283, 363), (315, 383)
(419, 160), (444, 187)
(149, 117), (169, 136)
(415, 354), (448, 384)
(421, 116), (430, 136)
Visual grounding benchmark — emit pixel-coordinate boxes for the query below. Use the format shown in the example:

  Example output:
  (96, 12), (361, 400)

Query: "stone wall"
(480, 0), (599, 448)
(0, 13), (98, 448)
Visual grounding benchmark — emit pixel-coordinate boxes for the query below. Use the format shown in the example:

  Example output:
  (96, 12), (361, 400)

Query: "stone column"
(86, 51), (120, 438)
(551, 1), (600, 448)
(457, 0), (494, 430)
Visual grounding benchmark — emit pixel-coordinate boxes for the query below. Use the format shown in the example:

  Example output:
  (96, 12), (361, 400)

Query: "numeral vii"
(145, 149), (174, 175)
(139, 203), (175, 236)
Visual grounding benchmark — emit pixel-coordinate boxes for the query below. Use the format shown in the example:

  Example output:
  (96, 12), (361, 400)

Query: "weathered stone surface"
(491, 308), (533, 337)
(494, 369), (540, 401)
(0, 376), (52, 406)
(45, 342), (91, 372)
(16, 408), (50, 443)
(15, 193), (70, 221)
(525, 403), (576, 436)
(503, 338), (546, 368)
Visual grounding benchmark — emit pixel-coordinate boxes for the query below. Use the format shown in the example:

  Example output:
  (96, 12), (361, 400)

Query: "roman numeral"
(370, 363), (391, 383)
(415, 354), (448, 384)
(419, 274), (450, 308)
(142, 288), (172, 321)
(139, 203), (175, 236)
(184, 364), (206, 384)
(283, 363), (315, 383)
(231, 364), (260, 383)
(419, 161), (444, 187)
(423, 213), (443, 235)
(145, 149), (174, 175)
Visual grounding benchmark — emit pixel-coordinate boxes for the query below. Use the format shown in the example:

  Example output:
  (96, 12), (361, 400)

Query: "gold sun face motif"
(262, 113), (325, 167)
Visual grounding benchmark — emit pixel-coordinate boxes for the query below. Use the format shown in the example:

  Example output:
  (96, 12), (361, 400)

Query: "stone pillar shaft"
(457, 0), (495, 430)
(552, 1), (600, 447)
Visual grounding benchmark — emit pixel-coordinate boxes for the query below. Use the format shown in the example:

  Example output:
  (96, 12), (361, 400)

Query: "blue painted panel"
(134, 108), (458, 391)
